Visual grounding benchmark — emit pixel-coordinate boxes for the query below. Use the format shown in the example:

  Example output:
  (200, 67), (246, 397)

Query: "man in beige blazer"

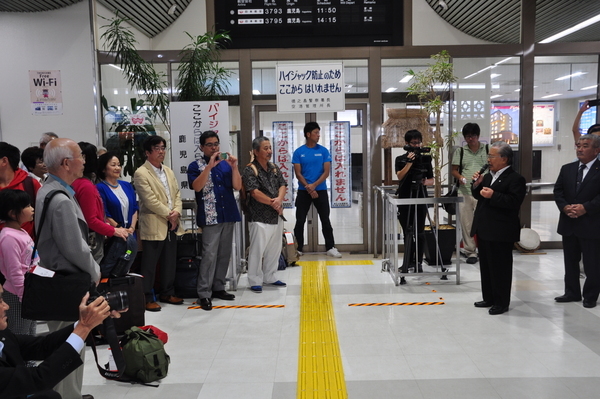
(134, 136), (184, 311)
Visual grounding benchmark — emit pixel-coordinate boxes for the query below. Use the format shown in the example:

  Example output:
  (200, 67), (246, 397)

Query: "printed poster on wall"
(29, 70), (63, 115)
(329, 121), (351, 208)
(170, 101), (230, 199)
(490, 102), (555, 147)
(272, 121), (294, 209)
(276, 63), (345, 113)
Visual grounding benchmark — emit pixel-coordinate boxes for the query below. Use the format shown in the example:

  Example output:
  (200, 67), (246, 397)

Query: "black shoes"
(554, 295), (582, 303)
(212, 290), (235, 300)
(199, 298), (212, 311)
(583, 301), (597, 308)
(488, 306), (509, 315)
(474, 301), (493, 308)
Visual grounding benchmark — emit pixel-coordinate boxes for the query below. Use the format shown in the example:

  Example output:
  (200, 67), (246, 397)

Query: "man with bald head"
(35, 138), (100, 399)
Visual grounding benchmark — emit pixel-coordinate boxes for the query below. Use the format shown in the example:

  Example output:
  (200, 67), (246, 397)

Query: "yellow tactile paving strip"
(298, 261), (347, 399)
(297, 260), (373, 266)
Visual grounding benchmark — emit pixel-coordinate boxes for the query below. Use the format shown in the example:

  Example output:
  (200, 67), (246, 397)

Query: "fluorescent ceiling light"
(385, 87), (397, 92)
(399, 75), (413, 83)
(490, 74), (501, 79)
(490, 94), (503, 99)
(541, 93), (561, 99)
(108, 64), (123, 71)
(540, 13), (600, 43)
(555, 72), (587, 81)
(252, 89), (261, 94)
(451, 83), (500, 89)
(168, 5), (177, 15)
(463, 57), (514, 79)
(514, 88), (520, 92)
(113, 89), (118, 95)
(581, 84), (598, 90)
(345, 84), (353, 88)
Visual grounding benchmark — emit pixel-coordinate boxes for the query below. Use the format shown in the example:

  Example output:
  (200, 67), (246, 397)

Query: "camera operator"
(395, 130), (434, 272)
(0, 284), (119, 399)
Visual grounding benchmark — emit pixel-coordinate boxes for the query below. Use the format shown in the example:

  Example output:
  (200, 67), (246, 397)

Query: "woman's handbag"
(21, 190), (92, 322)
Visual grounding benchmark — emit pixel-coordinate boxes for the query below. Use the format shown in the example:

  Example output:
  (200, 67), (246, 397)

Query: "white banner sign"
(272, 121), (294, 208)
(330, 121), (351, 208)
(276, 63), (345, 113)
(170, 101), (230, 199)
(29, 70), (63, 115)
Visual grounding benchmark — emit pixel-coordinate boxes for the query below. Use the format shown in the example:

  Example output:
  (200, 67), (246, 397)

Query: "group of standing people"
(187, 122), (341, 310)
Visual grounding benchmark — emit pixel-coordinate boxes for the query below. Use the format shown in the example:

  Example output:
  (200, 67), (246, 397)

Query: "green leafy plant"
(407, 50), (458, 226)
(100, 13), (170, 129)
(176, 31), (232, 101)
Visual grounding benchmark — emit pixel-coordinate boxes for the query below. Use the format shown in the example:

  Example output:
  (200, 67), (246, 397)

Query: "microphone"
(472, 164), (489, 188)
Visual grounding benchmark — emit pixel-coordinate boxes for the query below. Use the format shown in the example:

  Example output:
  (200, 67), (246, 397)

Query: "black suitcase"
(98, 275), (145, 334)
(177, 233), (201, 259)
(174, 257), (200, 298)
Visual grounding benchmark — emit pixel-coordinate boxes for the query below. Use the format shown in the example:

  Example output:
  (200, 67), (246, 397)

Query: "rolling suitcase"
(98, 275), (145, 335)
(282, 230), (299, 266)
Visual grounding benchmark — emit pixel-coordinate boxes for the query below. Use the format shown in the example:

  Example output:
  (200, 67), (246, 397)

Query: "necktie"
(576, 164), (586, 191)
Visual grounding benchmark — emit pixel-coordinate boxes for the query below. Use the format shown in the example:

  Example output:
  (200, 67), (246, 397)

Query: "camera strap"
(87, 317), (126, 380)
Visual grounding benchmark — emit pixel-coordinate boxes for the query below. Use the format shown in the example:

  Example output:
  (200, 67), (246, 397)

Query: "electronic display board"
(214, 0), (403, 49)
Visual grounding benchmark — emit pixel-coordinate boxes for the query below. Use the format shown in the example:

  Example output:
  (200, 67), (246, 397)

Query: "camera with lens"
(88, 287), (129, 312)
(403, 145), (431, 155)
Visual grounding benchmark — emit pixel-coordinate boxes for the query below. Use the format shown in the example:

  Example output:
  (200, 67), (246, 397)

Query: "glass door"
(255, 104), (367, 253)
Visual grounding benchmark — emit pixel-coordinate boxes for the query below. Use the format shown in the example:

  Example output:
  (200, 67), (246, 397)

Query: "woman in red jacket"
(71, 142), (129, 262)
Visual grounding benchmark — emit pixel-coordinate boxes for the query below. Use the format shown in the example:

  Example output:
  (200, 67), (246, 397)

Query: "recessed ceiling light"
(252, 90), (261, 95)
(541, 93), (561, 99)
(490, 74), (501, 79)
(581, 85), (598, 90)
(399, 75), (413, 83)
(168, 5), (177, 15)
(157, 54), (164, 58)
(490, 94), (503, 99)
(385, 87), (397, 92)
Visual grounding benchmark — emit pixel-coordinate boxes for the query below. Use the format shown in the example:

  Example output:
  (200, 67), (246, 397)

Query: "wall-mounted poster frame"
(490, 102), (555, 147)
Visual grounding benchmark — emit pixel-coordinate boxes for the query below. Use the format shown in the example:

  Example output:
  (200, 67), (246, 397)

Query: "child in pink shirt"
(0, 189), (39, 337)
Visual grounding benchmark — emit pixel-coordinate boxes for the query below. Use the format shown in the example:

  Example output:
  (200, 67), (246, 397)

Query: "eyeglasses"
(65, 153), (86, 161)
(152, 146), (167, 152)
(203, 142), (220, 148)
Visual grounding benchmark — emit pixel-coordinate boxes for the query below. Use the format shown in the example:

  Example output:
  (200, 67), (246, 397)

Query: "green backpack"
(120, 326), (170, 383)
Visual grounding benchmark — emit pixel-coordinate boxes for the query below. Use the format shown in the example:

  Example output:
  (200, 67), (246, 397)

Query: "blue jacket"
(96, 180), (139, 229)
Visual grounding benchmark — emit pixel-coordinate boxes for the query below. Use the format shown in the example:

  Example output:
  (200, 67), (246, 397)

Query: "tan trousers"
(459, 193), (478, 257)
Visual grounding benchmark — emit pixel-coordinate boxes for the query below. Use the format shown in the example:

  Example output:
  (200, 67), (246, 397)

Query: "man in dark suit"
(554, 134), (600, 308)
(0, 284), (113, 399)
(471, 141), (526, 315)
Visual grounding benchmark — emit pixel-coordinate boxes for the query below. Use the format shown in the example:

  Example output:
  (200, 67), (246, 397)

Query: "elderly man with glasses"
(134, 136), (185, 312)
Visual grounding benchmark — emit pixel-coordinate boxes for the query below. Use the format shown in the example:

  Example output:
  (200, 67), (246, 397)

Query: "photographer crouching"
(0, 284), (120, 399)
(395, 130), (434, 273)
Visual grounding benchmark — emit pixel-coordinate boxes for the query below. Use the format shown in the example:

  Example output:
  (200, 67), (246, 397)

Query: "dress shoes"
(159, 295), (184, 305)
(474, 301), (493, 308)
(212, 290), (235, 300)
(554, 295), (581, 303)
(145, 302), (161, 312)
(583, 301), (597, 308)
(488, 305), (509, 315)
(199, 298), (213, 311)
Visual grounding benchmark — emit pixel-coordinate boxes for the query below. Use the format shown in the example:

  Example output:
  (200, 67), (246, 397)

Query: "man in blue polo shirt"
(292, 122), (341, 258)
(187, 131), (241, 311)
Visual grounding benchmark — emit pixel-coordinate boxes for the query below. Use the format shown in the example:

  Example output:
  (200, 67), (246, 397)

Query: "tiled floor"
(81, 249), (600, 399)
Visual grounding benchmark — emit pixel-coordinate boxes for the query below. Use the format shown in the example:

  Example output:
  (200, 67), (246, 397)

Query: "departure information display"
(214, 0), (402, 49)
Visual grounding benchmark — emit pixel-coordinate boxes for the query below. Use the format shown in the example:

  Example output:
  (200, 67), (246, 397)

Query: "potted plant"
(406, 50), (458, 266)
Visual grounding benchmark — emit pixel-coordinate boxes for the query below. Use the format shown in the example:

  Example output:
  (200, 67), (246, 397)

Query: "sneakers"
(271, 280), (287, 287)
(250, 286), (262, 293)
(326, 247), (342, 258)
(297, 250), (303, 256)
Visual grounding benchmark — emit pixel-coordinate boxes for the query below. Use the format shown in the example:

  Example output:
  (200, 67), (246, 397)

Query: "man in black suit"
(471, 141), (526, 315)
(0, 284), (113, 399)
(554, 134), (600, 308)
